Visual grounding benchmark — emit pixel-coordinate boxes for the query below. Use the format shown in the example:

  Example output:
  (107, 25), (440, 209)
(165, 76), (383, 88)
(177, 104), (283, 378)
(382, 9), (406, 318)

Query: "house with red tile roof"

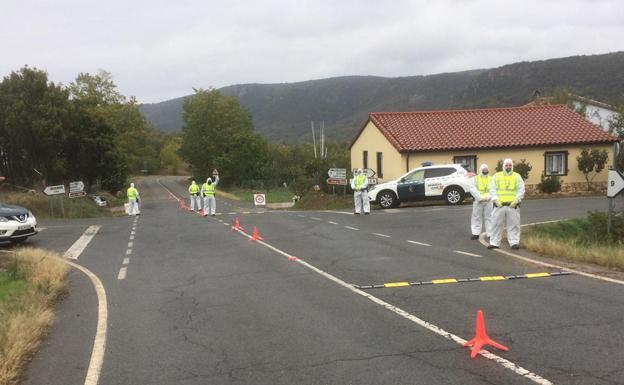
(349, 105), (618, 190)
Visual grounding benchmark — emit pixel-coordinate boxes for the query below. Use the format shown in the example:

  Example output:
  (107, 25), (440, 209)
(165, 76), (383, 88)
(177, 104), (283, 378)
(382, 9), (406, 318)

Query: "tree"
(577, 148), (609, 190)
(160, 134), (184, 174)
(179, 88), (269, 186)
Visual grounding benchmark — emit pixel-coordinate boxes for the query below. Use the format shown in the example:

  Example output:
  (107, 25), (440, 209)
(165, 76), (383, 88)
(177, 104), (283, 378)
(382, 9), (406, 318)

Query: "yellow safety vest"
(127, 187), (138, 199)
(476, 175), (491, 199)
(202, 183), (216, 196)
(189, 184), (199, 194)
(494, 172), (519, 203)
(354, 175), (367, 189)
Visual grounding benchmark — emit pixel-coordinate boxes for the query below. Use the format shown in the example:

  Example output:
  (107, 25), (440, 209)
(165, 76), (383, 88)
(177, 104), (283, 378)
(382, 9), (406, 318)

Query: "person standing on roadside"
(351, 168), (370, 215)
(469, 164), (492, 240)
(488, 158), (525, 250)
(127, 182), (141, 216)
(201, 169), (220, 216)
(188, 180), (201, 212)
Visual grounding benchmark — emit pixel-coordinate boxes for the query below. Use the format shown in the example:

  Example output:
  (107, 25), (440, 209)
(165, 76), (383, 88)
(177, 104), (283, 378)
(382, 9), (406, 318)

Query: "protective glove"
(481, 193), (490, 201)
(510, 198), (519, 209)
(494, 200), (502, 208)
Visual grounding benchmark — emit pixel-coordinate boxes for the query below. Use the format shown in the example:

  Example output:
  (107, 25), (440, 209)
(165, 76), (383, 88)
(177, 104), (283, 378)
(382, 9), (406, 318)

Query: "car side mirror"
(400, 177), (406, 183)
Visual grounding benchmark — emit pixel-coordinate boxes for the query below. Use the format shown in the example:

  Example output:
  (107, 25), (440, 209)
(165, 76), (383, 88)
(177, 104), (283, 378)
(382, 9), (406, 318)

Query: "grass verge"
(0, 248), (68, 385)
(293, 192), (353, 210)
(0, 191), (117, 219)
(523, 215), (624, 271)
(222, 188), (295, 203)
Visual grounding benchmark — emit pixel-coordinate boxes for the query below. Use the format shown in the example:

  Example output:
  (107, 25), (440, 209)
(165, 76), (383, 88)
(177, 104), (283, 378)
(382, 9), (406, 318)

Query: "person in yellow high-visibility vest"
(126, 182), (140, 216)
(488, 158), (525, 250)
(201, 172), (220, 216)
(350, 168), (370, 215)
(469, 164), (492, 240)
(188, 180), (201, 211)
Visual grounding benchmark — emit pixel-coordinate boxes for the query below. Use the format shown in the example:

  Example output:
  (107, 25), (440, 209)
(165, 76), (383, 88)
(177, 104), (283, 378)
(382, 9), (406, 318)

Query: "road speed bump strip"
(354, 271), (571, 290)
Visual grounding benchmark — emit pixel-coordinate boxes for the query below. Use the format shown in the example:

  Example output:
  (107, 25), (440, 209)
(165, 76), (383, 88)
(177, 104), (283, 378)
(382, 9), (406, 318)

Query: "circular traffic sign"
(254, 194), (265, 205)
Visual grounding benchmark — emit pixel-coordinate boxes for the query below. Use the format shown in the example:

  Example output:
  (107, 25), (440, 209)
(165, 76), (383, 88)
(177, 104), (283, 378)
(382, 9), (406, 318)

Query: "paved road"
(16, 176), (624, 385)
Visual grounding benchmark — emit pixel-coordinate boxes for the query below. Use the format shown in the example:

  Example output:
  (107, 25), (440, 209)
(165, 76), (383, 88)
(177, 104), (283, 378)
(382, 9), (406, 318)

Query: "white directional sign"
(607, 168), (624, 198)
(352, 168), (376, 178)
(69, 181), (85, 193)
(44, 185), (65, 196)
(328, 168), (347, 179)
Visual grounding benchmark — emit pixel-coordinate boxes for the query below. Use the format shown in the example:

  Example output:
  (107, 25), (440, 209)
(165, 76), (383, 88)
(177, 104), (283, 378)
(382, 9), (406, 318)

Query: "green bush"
(587, 211), (624, 243)
(538, 175), (562, 193)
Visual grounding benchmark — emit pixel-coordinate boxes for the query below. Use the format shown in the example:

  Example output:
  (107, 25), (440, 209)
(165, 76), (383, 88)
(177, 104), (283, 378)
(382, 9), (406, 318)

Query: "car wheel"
(378, 191), (398, 209)
(443, 186), (464, 205)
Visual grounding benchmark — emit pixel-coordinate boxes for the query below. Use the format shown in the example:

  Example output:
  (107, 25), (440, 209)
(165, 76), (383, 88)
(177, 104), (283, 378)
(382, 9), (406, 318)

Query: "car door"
(424, 167), (457, 197)
(397, 169), (425, 201)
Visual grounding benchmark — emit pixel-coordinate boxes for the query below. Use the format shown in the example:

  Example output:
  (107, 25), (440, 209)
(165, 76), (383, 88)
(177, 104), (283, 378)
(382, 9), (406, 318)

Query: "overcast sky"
(2, 0), (622, 103)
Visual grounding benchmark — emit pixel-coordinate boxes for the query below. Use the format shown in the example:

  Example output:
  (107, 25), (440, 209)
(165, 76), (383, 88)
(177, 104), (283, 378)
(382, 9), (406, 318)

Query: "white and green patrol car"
(368, 164), (472, 208)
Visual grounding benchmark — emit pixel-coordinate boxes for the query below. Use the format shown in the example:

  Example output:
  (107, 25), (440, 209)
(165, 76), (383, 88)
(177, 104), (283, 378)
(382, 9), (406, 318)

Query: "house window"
(363, 151), (368, 169)
(453, 155), (477, 173)
(376, 152), (383, 178)
(544, 151), (568, 176)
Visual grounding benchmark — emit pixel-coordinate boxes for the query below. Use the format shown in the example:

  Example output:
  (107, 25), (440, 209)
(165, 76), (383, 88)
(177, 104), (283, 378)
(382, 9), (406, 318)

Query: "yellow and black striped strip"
(354, 271), (571, 290)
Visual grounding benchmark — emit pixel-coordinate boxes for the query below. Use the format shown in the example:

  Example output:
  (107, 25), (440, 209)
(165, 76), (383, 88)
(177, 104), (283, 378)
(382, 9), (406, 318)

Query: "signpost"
(352, 168), (376, 178)
(44, 185), (66, 217)
(69, 191), (87, 199)
(328, 168), (347, 179)
(326, 178), (347, 185)
(69, 181), (85, 194)
(253, 193), (266, 207)
(607, 167), (624, 234)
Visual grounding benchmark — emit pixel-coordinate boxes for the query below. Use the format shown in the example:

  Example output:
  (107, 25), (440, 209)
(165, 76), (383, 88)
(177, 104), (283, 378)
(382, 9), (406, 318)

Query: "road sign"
(69, 181), (85, 193)
(69, 191), (87, 199)
(352, 168), (376, 178)
(327, 178), (347, 185)
(607, 168), (624, 198)
(253, 193), (266, 206)
(44, 185), (65, 196)
(368, 178), (378, 185)
(328, 168), (347, 179)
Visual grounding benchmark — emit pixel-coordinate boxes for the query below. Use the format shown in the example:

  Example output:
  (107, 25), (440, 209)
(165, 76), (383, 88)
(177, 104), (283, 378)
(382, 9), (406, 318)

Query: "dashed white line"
(297, 214), (305, 218)
(125, 249), (132, 255)
(63, 225), (101, 260)
(345, 226), (360, 231)
(372, 232), (391, 238)
(453, 250), (483, 258)
(122, 258), (130, 265)
(131, 231), (135, 235)
(117, 267), (127, 280)
(311, 217), (321, 220)
(328, 221), (338, 225)
(129, 235), (134, 240)
(127, 242), (133, 248)
(407, 240), (432, 247)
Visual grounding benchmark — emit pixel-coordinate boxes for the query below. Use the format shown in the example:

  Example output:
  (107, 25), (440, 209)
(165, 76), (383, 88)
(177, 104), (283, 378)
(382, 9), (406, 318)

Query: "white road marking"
(156, 178), (180, 200)
(297, 214), (305, 218)
(328, 221), (339, 225)
(127, 242), (133, 248)
(126, 249), (132, 255)
(122, 258), (129, 265)
(521, 220), (561, 227)
(131, 231), (135, 235)
(454, 250), (483, 258)
(129, 235), (134, 240)
(232, 228), (553, 385)
(37, 227), (47, 232)
(311, 217), (321, 220)
(63, 225), (101, 260)
(372, 232), (391, 238)
(407, 240), (432, 247)
(117, 267), (127, 280)
(424, 208), (446, 212)
(345, 226), (360, 231)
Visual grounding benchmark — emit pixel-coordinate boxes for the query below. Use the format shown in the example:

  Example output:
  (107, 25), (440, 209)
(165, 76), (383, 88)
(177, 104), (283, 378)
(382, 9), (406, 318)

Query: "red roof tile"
(350, 105), (618, 152)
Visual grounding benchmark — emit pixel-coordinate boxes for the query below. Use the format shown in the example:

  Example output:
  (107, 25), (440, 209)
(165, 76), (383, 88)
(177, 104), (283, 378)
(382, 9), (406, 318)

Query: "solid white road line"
(233, 228), (552, 385)
(520, 220), (562, 227)
(328, 221), (339, 225)
(453, 250), (483, 258)
(156, 178), (180, 200)
(122, 258), (129, 265)
(64, 225), (101, 260)
(407, 240), (432, 247)
(117, 267), (127, 280)
(345, 226), (359, 231)
(372, 232), (391, 238)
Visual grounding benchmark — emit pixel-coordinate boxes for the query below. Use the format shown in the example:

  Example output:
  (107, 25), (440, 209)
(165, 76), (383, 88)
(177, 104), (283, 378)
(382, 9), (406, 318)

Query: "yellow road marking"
(480, 276), (506, 281)
(432, 278), (458, 284)
(384, 282), (410, 288)
(526, 272), (550, 278)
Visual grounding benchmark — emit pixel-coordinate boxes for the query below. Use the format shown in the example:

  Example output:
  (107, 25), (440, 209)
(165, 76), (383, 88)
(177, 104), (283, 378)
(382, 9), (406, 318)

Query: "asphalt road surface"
(13, 176), (624, 385)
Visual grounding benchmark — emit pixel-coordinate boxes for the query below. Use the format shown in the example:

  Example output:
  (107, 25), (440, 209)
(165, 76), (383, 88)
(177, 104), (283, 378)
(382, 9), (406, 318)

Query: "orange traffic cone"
(249, 226), (264, 242)
(199, 208), (205, 216)
(288, 255), (299, 261)
(464, 310), (509, 358)
(178, 199), (185, 209)
(231, 217), (244, 231)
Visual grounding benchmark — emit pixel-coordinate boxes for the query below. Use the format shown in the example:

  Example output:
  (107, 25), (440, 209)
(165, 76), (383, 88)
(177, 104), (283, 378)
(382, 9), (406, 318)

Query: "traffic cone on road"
(249, 226), (264, 242)
(231, 217), (244, 231)
(178, 199), (185, 209)
(288, 255), (299, 261)
(464, 310), (509, 358)
(199, 208), (205, 216)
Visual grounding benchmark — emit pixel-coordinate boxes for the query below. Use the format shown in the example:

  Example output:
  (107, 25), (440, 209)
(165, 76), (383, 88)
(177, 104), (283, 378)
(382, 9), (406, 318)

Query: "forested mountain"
(139, 52), (624, 142)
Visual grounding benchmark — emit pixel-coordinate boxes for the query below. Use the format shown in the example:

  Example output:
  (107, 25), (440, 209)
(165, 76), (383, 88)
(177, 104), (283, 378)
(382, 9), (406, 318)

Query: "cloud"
(1, 0), (622, 103)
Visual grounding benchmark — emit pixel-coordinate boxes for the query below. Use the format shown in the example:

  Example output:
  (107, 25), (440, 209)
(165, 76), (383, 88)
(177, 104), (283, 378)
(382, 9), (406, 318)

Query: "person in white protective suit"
(188, 180), (201, 211)
(351, 168), (370, 215)
(201, 174), (220, 216)
(127, 182), (141, 216)
(469, 164), (493, 240)
(488, 158), (525, 250)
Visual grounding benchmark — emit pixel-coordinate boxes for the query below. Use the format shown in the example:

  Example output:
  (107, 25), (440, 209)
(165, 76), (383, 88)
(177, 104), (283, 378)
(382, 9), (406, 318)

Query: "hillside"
(139, 51), (624, 143)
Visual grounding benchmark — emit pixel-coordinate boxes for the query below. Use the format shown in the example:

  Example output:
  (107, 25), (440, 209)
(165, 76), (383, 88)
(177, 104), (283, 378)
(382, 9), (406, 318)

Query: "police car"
(0, 203), (38, 244)
(368, 164), (472, 208)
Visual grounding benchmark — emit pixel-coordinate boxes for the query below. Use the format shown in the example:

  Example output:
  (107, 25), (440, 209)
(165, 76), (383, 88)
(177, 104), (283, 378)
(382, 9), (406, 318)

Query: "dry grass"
(0, 248), (68, 385)
(523, 234), (624, 271)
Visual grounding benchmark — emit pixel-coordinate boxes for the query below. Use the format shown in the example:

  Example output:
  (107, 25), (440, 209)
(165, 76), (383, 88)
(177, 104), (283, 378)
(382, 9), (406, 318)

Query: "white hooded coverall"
(188, 181), (201, 211)
(351, 172), (370, 214)
(201, 175), (219, 215)
(469, 164), (493, 237)
(489, 160), (525, 247)
(127, 183), (140, 216)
